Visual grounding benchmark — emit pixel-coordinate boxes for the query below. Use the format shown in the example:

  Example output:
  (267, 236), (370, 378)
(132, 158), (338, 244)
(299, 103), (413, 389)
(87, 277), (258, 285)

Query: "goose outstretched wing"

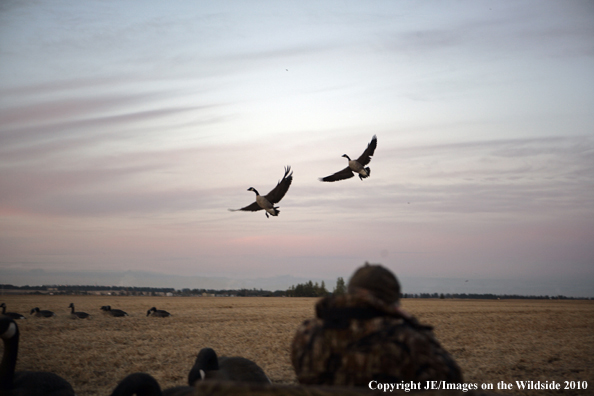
(264, 166), (293, 204)
(229, 201), (262, 212)
(319, 166), (354, 182)
(356, 135), (377, 166)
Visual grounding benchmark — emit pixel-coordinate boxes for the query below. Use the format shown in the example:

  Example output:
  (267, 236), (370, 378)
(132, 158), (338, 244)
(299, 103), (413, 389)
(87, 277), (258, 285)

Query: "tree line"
(285, 277), (346, 297)
(1, 284), (175, 293)
(404, 293), (589, 300)
(1, 282), (590, 300)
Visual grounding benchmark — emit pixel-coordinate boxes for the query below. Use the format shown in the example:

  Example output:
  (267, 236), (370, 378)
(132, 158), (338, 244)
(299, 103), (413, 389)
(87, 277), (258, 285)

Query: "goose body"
(1, 316), (76, 395)
(189, 347), (271, 385)
(229, 166), (293, 218)
(100, 306), (128, 317)
(320, 135), (377, 182)
(68, 303), (90, 319)
(0, 304), (26, 320)
(146, 307), (171, 317)
(110, 372), (194, 396)
(29, 307), (55, 318)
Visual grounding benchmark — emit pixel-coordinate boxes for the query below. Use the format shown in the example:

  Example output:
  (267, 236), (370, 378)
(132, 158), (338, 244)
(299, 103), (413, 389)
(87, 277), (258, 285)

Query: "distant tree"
(286, 280), (329, 297)
(318, 280), (328, 297)
(333, 277), (346, 296)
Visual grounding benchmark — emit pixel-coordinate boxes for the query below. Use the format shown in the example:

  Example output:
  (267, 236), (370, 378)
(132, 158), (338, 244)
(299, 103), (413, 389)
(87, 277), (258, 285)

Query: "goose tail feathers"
(265, 207), (279, 218)
(359, 167), (371, 180)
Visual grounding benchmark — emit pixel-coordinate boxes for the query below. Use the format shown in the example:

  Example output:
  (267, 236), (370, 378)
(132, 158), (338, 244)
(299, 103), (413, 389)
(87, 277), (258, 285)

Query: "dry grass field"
(1, 295), (592, 395)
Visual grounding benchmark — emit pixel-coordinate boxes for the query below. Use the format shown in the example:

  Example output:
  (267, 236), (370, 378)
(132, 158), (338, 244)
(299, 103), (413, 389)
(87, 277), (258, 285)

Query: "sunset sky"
(1, 1), (593, 296)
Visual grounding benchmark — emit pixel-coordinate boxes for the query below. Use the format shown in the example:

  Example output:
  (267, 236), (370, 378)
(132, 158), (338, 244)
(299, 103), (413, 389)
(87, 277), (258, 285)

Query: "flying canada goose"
(188, 347), (271, 385)
(68, 303), (90, 319)
(100, 306), (128, 317)
(1, 316), (76, 395)
(0, 303), (26, 320)
(30, 307), (55, 318)
(319, 135), (377, 182)
(146, 307), (171, 317)
(229, 166), (293, 218)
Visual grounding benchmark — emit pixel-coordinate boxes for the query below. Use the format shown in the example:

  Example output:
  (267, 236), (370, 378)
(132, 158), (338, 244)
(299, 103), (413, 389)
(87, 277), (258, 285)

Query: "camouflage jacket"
(291, 291), (463, 387)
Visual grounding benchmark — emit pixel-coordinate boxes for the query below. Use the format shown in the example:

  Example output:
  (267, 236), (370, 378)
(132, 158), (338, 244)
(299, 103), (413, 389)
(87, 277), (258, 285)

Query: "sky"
(1, 1), (593, 296)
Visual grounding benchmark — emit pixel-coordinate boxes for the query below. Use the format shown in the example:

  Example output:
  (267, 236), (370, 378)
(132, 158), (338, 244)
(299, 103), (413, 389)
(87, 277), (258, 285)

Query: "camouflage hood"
(315, 290), (428, 330)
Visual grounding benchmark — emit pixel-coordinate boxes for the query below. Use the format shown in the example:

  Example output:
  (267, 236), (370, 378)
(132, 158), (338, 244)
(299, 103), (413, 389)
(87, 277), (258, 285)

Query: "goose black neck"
(0, 322), (18, 390)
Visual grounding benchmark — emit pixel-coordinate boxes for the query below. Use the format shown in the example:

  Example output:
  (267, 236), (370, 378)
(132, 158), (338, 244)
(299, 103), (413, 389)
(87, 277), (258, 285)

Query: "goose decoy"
(30, 307), (55, 318)
(110, 372), (194, 396)
(146, 307), (171, 317)
(100, 305), (128, 317)
(110, 372), (162, 396)
(319, 135), (377, 182)
(188, 347), (271, 385)
(68, 303), (90, 319)
(229, 166), (293, 218)
(1, 315), (76, 395)
(0, 303), (26, 320)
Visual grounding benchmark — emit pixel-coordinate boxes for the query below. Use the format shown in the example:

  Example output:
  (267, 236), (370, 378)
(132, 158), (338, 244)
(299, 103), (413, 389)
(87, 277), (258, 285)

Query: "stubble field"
(1, 295), (592, 395)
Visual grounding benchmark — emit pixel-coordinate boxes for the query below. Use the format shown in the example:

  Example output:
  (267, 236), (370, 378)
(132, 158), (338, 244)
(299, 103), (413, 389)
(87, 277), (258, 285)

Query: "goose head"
(247, 187), (259, 195)
(189, 348), (219, 384)
(342, 154), (351, 161)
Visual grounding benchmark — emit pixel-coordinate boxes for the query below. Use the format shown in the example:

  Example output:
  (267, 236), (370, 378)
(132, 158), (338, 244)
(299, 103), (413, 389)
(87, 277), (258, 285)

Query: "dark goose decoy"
(100, 306), (128, 317)
(0, 304), (26, 320)
(68, 303), (90, 319)
(110, 372), (162, 396)
(229, 166), (293, 218)
(29, 307), (55, 318)
(1, 316), (76, 395)
(188, 347), (271, 385)
(110, 372), (193, 396)
(146, 307), (171, 318)
(319, 135), (377, 182)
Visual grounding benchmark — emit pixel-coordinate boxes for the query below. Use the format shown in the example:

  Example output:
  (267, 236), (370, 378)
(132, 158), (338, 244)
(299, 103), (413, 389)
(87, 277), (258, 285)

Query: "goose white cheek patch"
(1, 322), (17, 339)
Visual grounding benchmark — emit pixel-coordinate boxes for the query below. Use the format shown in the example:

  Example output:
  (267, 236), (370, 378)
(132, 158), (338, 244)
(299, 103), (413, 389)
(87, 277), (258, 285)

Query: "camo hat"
(347, 263), (401, 305)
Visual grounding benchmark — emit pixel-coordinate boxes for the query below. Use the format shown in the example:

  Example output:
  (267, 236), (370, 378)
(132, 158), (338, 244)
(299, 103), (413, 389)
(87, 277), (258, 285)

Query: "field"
(1, 295), (592, 395)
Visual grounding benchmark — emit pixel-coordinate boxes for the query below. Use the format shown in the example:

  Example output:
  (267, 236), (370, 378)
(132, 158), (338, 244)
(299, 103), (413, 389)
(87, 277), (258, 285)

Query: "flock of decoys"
(1, 303), (173, 320)
(229, 135), (377, 218)
(1, 314), (271, 395)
